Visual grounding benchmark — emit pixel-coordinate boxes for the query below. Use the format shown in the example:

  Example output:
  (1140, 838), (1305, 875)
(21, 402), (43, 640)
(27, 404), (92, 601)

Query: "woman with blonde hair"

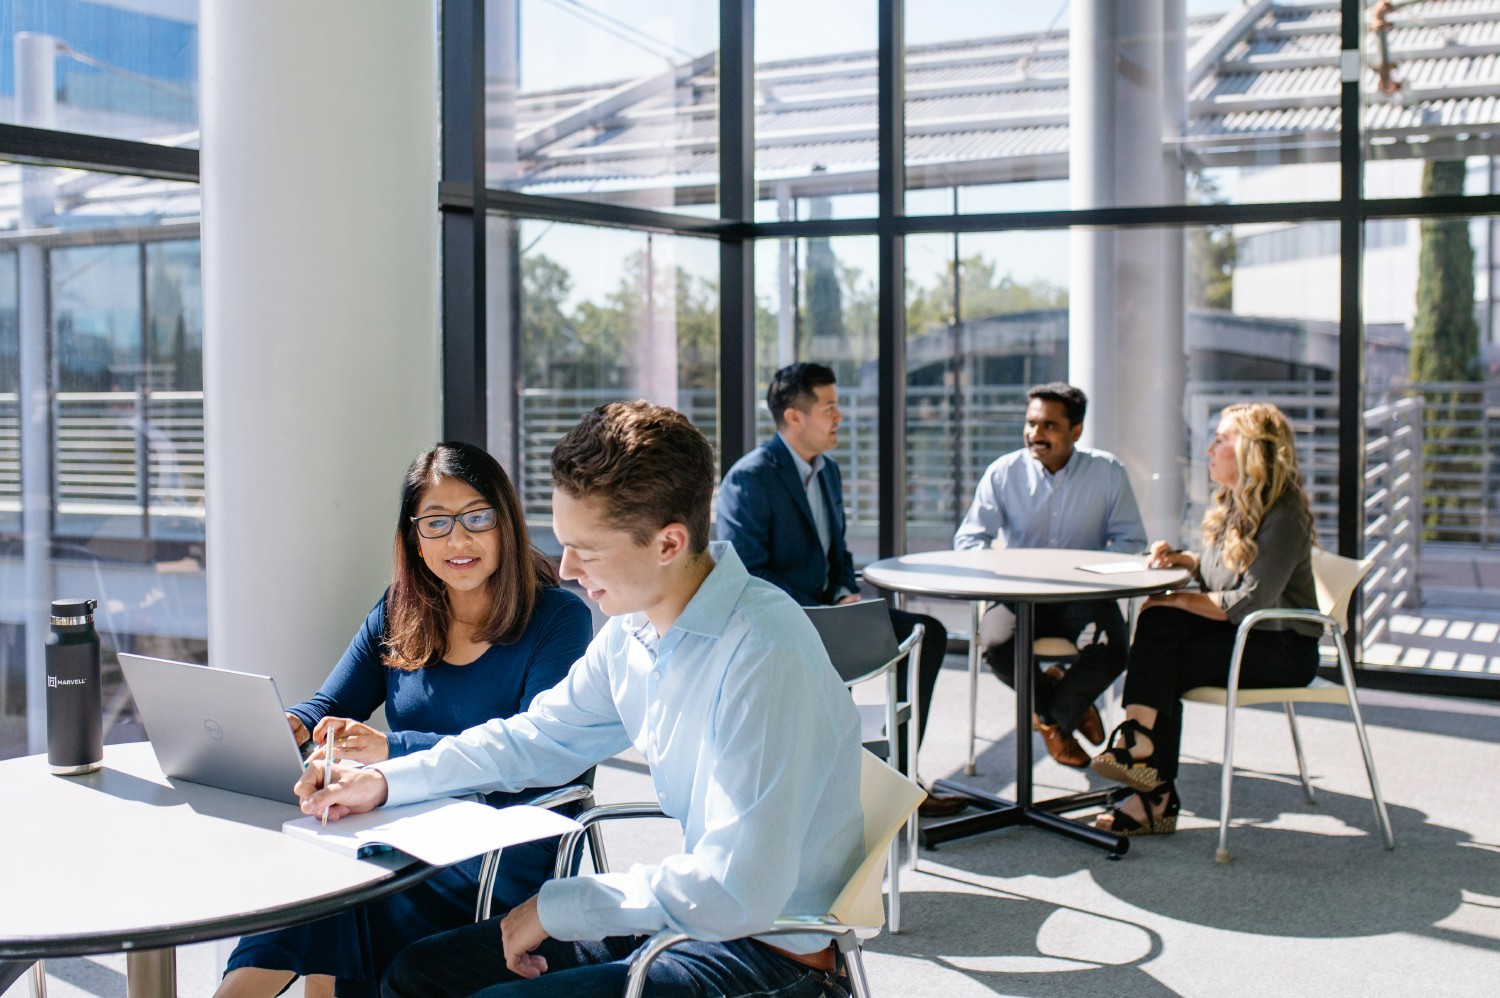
(1090, 403), (1322, 836)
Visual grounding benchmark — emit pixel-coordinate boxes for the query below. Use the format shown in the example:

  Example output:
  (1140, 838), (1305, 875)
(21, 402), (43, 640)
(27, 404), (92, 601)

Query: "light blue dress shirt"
(953, 446), (1147, 553)
(374, 542), (865, 952)
(779, 433), (856, 601)
(778, 431), (832, 555)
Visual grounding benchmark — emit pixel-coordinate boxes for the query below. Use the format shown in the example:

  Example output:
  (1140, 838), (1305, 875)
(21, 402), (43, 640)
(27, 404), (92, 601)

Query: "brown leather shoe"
(918, 792), (970, 817)
(1078, 703), (1105, 747)
(1033, 713), (1089, 768)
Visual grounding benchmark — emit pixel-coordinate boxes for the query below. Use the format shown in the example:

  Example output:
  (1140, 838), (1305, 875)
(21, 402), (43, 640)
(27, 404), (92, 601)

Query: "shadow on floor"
(915, 762), (1497, 942)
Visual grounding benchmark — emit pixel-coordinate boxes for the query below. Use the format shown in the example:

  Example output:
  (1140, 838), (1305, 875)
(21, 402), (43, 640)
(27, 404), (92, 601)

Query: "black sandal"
(1090, 719), (1160, 793)
(1095, 782), (1180, 837)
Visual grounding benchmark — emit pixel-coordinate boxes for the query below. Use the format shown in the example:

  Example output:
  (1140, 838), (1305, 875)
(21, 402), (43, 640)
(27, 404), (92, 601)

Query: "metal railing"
(1362, 396), (1423, 646)
(0, 390), (206, 539)
(0, 379), (1489, 626)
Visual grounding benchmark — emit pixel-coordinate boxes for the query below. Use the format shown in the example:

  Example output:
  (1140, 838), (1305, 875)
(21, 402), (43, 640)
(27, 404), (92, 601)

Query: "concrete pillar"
(200, 2), (440, 701)
(17, 31), (57, 753)
(1069, 1), (1188, 542)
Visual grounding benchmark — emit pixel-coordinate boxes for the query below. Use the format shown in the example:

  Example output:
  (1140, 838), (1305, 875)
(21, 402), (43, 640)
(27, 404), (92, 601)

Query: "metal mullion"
(1361, 193), (1500, 220)
(472, 186), (737, 238)
(1339, 0), (1366, 653)
(439, 0), (487, 444)
(137, 242), (152, 545)
(877, 0), (905, 559)
(718, 0), (755, 469)
(0, 122), (198, 181)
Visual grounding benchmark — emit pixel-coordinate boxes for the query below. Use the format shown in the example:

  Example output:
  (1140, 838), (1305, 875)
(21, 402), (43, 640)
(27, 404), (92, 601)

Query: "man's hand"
(836, 593), (862, 606)
(294, 762), (389, 821)
(500, 895), (551, 980)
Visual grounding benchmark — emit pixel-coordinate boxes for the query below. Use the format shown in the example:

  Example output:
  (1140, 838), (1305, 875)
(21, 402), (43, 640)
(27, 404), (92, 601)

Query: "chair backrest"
(827, 750), (926, 929)
(804, 600), (903, 686)
(1310, 548), (1375, 631)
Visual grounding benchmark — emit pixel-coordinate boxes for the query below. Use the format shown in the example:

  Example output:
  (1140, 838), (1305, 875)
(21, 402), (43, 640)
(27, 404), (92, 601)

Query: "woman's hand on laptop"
(295, 762), (389, 820)
(308, 717), (390, 765)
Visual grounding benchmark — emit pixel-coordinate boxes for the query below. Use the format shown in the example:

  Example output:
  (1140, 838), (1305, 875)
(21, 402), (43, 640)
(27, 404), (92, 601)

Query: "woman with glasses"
(216, 442), (593, 998)
(1089, 403), (1321, 838)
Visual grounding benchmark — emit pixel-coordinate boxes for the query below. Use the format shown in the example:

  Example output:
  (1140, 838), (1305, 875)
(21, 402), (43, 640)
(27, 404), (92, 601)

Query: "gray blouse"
(1196, 494), (1322, 638)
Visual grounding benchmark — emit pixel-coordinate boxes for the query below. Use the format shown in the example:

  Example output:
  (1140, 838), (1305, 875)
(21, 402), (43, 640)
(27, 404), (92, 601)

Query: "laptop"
(118, 653), (307, 805)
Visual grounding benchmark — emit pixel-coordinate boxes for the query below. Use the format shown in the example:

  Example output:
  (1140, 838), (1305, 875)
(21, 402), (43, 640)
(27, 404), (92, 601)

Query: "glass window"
(904, 1), (1339, 215)
(0, 0), (199, 146)
(1362, 0), (1500, 200)
(903, 223), (1343, 566)
(752, 233), (878, 562)
(0, 160), (204, 763)
(485, 0), (719, 215)
(1362, 213), (1500, 679)
(490, 218), (720, 534)
(753, 0), (877, 221)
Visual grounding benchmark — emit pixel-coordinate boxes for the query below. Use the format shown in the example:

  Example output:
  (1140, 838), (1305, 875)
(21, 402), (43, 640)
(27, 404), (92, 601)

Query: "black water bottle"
(46, 597), (103, 775)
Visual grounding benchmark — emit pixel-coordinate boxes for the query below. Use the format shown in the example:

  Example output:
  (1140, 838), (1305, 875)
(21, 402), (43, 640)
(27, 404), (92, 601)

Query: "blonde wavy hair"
(1201, 402), (1314, 574)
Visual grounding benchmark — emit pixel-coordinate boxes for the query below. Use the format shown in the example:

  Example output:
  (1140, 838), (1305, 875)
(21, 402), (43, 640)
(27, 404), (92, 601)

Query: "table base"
(126, 949), (175, 998)
(921, 779), (1132, 856)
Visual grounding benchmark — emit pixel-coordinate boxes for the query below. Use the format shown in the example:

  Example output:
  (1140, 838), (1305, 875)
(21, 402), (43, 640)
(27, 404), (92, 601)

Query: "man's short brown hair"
(550, 400), (714, 552)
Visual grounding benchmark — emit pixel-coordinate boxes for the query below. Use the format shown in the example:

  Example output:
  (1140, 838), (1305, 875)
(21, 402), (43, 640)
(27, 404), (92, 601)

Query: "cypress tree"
(1409, 159), (1481, 541)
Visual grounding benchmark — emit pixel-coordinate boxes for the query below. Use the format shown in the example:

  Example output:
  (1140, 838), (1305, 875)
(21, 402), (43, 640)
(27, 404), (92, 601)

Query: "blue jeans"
(380, 916), (848, 998)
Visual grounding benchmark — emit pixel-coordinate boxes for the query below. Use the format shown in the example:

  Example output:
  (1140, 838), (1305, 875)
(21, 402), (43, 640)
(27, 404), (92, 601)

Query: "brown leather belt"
(759, 940), (838, 973)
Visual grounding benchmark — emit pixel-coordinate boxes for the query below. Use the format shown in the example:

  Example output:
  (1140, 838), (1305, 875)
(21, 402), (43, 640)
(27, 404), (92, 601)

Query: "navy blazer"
(716, 434), (858, 607)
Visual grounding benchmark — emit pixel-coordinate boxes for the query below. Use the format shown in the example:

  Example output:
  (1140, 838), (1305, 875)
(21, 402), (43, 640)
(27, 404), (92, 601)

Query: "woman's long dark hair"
(383, 442), (559, 669)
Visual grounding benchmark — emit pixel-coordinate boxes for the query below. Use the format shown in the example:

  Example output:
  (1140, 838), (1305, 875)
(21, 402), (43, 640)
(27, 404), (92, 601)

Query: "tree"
(906, 254), (1069, 338)
(1409, 159), (1482, 542)
(1186, 172), (1236, 311)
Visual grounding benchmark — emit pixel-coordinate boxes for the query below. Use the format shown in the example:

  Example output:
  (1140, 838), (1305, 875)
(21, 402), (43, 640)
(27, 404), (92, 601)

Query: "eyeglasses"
(411, 507), (499, 539)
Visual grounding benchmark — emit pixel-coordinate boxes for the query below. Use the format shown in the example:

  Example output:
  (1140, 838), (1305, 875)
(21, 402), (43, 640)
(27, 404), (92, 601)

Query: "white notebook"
(283, 799), (581, 866)
(1076, 559), (1151, 575)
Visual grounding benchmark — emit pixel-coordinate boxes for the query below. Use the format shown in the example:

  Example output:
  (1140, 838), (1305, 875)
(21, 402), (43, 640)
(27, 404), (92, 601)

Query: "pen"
(321, 723), (337, 827)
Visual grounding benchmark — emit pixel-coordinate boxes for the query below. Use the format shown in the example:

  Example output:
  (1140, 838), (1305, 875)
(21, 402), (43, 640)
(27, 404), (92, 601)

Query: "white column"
(200, 2), (440, 701)
(16, 31), (57, 753)
(1069, 1), (1187, 542)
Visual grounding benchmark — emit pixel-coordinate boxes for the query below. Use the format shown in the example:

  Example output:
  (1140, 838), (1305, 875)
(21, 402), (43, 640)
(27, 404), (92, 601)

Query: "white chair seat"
(1185, 676), (1352, 708)
(1033, 636), (1081, 659)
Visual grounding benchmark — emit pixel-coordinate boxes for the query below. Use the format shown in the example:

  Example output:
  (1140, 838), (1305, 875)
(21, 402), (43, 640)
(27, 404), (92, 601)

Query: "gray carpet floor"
(9, 654), (1499, 997)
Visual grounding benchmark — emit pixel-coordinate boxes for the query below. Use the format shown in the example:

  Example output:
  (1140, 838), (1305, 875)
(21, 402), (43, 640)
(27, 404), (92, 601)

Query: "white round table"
(0, 741), (435, 996)
(864, 548), (1189, 854)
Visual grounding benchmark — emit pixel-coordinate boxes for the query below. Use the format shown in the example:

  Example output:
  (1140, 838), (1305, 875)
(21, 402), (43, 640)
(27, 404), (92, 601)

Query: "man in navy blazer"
(718, 363), (965, 816)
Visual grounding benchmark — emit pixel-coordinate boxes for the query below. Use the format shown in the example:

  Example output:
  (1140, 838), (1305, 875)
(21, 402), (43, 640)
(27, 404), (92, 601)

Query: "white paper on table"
(283, 799), (580, 866)
(1076, 560), (1151, 575)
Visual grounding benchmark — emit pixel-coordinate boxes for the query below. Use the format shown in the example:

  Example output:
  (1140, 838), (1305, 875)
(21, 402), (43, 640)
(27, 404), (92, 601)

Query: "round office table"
(864, 548), (1189, 856)
(0, 742), (437, 997)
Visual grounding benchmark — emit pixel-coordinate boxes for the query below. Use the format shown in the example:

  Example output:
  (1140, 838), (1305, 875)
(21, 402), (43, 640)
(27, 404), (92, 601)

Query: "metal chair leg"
(838, 937), (873, 998)
(1335, 634), (1396, 850)
(1216, 700), (1238, 864)
(1284, 702), (1316, 804)
(887, 837), (901, 933)
(967, 601), (982, 776)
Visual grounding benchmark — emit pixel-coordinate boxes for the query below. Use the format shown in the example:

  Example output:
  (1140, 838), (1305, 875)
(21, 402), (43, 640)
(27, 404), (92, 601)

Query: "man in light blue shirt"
(299, 402), (864, 998)
(954, 383), (1146, 768)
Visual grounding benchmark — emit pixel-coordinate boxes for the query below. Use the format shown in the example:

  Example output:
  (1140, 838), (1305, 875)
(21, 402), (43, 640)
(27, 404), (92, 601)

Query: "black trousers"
(887, 606), (947, 776)
(1122, 606), (1320, 783)
(980, 599), (1127, 733)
